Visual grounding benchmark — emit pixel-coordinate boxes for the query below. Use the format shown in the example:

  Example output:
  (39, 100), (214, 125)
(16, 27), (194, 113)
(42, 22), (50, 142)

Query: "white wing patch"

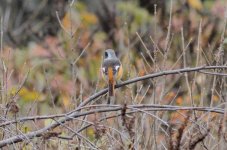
(102, 67), (106, 73)
(115, 65), (120, 71)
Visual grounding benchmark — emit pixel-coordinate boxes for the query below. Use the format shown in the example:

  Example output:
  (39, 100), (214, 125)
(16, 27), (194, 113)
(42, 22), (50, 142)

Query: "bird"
(101, 49), (123, 103)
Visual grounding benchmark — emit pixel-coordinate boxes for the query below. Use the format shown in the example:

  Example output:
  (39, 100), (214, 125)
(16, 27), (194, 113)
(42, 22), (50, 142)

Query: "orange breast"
(108, 67), (114, 96)
(108, 67), (114, 83)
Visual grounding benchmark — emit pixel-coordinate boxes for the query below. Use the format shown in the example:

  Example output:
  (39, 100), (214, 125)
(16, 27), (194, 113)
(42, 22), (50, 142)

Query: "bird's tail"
(108, 80), (114, 97)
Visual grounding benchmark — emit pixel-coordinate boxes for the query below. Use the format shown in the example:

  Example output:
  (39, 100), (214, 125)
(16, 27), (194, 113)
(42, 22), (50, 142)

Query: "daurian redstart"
(102, 49), (123, 99)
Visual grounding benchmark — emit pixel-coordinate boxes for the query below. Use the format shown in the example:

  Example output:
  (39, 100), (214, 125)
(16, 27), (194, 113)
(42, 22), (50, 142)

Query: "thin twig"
(78, 65), (227, 108)
(1, 65), (227, 147)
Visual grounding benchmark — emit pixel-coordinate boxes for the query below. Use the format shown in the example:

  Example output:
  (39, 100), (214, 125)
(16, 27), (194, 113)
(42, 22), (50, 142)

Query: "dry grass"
(0, 0), (227, 149)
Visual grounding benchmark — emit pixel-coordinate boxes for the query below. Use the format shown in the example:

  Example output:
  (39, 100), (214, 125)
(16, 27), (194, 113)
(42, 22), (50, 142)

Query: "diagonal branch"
(78, 65), (227, 107)
(1, 65), (227, 147)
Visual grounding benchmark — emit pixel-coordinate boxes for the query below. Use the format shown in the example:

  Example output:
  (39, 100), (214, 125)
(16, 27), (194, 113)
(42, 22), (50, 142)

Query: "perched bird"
(102, 49), (123, 103)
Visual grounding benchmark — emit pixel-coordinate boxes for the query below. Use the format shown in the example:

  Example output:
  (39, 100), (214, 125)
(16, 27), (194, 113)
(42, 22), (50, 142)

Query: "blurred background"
(0, 0), (226, 125)
(1, 0), (227, 149)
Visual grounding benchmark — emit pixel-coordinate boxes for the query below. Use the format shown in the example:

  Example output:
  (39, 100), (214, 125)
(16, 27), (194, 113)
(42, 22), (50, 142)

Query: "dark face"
(104, 51), (108, 58)
(104, 49), (116, 59)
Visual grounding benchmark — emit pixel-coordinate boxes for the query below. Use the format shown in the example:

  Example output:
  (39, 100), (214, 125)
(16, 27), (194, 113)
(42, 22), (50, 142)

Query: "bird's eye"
(104, 52), (108, 58)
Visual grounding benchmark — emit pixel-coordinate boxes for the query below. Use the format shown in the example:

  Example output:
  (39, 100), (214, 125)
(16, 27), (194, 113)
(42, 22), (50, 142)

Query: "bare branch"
(1, 65), (227, 147)
(79, 65), (227, 107)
